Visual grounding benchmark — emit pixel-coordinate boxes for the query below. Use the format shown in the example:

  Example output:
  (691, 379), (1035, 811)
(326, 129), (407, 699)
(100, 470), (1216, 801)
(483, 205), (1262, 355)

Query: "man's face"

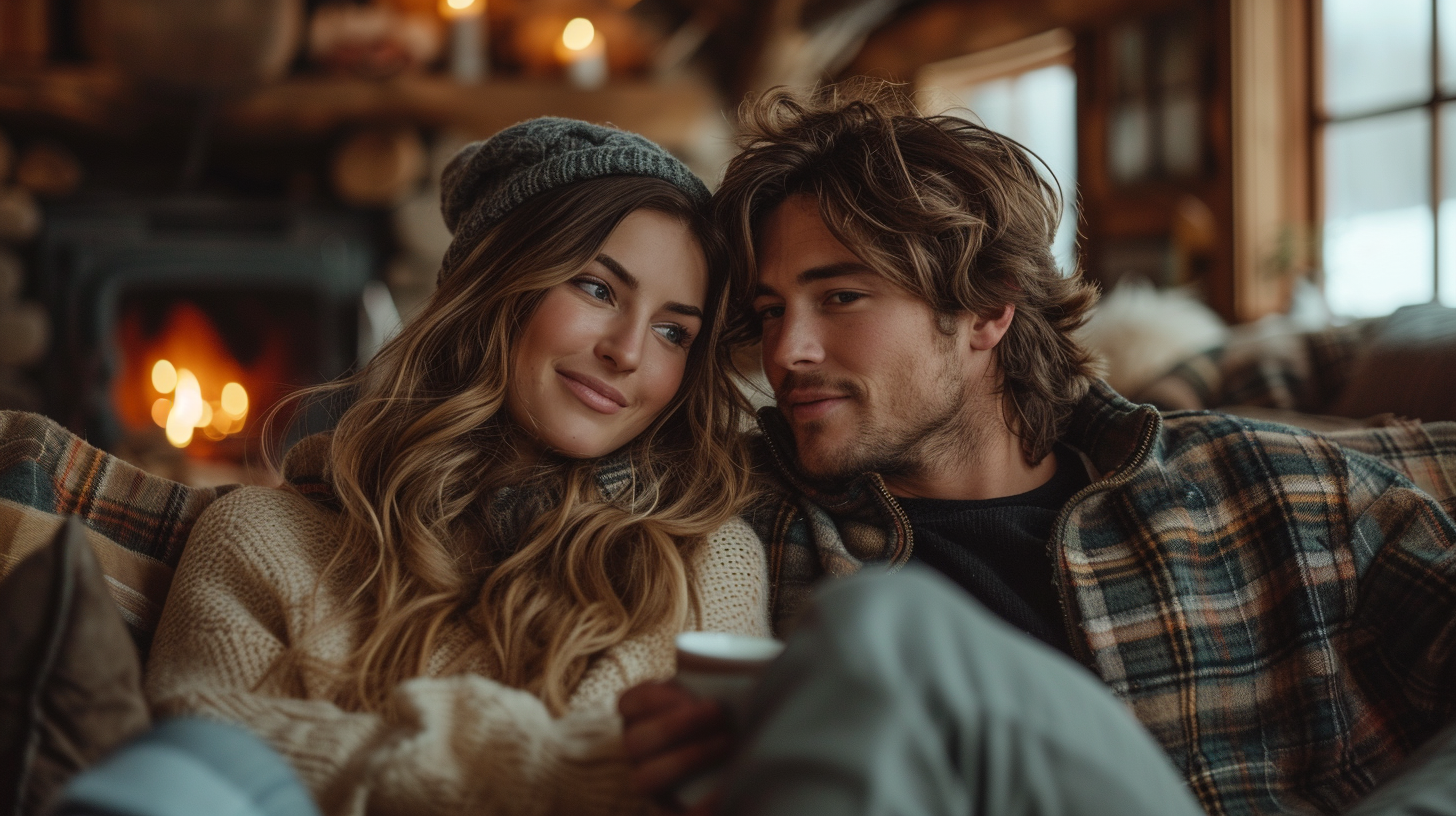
(751, 195), (991, 481)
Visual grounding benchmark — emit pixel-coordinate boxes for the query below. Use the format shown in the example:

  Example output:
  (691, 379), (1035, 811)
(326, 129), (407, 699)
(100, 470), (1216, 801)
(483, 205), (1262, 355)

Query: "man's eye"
(653, 323), (693, 347)
(574, 278), (611, 301)
(828, 291), (863, 305)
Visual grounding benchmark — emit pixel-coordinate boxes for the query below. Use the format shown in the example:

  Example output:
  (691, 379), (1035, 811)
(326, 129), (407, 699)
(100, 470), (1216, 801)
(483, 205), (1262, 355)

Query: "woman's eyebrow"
(664, 302), (703, 319)
(596, 254), (638, 289)
(597, 253), (703, 319)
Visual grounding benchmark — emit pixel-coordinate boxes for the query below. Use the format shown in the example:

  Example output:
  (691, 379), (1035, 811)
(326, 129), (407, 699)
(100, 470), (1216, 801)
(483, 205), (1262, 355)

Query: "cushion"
(1134, 319), (1376, 414)
(0, 500), (173, 649)
(0, 516), (151, 815)
(1333, 303), (1456, 423)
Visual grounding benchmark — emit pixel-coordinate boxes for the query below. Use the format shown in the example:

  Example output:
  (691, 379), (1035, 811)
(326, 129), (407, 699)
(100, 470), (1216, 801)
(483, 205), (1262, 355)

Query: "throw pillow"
(0, 516), (151, 816)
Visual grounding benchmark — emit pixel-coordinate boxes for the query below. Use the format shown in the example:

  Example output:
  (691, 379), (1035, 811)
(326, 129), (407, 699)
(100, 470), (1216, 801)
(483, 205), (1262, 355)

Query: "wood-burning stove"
(38, 198), (379, 483)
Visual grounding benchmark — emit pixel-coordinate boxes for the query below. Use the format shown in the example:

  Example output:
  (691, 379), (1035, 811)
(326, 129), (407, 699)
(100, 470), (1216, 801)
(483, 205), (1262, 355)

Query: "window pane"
(1442, 103), (1456, 305)
(1440, 0), (1456, 94)
(966, 64), (1079, 275)
(1324, 0), (1431, 118)
(1323, 110), (1434, 317)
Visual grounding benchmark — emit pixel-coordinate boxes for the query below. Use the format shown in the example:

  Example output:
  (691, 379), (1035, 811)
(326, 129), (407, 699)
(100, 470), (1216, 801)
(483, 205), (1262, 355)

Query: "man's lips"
(558, 370), (627, 415)
(782, 390), (850, 423)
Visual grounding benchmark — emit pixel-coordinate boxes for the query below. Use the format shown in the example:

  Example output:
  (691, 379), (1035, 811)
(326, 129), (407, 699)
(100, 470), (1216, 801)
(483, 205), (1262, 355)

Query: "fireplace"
(38, 199), (382, 484)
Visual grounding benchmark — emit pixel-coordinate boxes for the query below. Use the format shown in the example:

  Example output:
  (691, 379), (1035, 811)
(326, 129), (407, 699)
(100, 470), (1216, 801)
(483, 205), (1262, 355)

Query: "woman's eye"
(574, 278), (611, 301)
(756, 304), (785, 321)
(653, 323), (693, 347)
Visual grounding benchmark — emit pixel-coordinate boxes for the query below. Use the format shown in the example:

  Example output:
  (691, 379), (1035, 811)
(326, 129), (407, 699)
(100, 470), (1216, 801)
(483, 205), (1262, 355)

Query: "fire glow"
(149, 359), (248, 448)
(113, 300), (290, 456)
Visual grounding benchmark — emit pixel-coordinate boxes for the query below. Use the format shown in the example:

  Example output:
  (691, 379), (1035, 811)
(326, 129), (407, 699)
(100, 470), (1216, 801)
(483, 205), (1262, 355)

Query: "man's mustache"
(774, 372), (864, 405)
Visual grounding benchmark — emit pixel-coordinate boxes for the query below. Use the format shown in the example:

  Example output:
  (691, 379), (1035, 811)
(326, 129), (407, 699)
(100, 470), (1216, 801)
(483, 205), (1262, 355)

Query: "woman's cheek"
(644, 354), (689, 416)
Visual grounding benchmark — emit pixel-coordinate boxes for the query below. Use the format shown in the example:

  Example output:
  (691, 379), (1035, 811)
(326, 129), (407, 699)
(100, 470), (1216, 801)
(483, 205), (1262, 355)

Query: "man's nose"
(765, 309), (825, 371)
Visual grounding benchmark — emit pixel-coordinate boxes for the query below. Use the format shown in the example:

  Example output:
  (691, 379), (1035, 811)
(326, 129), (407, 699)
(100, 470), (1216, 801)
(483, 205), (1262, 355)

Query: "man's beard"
(776, 363), (988, 484)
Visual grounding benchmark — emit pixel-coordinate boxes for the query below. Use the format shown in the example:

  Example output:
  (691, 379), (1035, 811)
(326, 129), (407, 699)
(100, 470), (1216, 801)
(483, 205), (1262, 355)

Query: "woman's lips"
(558, 370), (627, 415)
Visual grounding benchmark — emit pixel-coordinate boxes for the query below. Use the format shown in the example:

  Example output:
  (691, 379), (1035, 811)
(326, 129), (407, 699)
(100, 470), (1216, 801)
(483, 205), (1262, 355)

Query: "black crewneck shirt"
(896, 445), (1089, 656)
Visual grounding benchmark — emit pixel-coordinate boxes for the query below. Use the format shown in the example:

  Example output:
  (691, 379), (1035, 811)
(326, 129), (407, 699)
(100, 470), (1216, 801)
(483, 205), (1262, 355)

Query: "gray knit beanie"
(438, 117), (709, 280)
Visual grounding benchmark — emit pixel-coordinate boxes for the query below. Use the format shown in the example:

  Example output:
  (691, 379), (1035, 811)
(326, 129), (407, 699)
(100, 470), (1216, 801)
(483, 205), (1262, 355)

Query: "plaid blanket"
(1134, 319), (1378, 414)
(0, 410), (232, 647)
(746, 381), (1456, 816)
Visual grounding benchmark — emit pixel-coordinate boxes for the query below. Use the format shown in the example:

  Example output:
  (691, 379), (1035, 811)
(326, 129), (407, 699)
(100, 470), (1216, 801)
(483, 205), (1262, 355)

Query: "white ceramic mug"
(669, 632), (785, 808)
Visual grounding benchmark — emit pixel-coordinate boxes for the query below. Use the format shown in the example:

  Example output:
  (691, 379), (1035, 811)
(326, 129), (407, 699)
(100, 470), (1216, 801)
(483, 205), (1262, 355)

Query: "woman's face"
(508, 208), (709, 459)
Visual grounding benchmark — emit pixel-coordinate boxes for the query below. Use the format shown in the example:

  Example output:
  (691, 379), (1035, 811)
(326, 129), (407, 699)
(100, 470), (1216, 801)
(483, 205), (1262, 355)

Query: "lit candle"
(440, 0), (487, 83)
(556, 18), (606, 90)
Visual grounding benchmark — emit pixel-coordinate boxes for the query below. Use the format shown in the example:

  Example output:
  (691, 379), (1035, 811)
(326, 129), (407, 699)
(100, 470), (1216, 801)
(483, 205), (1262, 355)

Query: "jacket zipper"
(871, 473), (915, 568)
(1048, 409), (1161, 666)
(756, 414), (915, 569)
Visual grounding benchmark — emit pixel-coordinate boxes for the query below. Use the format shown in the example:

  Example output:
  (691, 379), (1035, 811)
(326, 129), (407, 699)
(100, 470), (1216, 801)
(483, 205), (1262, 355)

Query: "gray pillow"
(0, 516), (150, 815)
(1333, 303), (1456, 423)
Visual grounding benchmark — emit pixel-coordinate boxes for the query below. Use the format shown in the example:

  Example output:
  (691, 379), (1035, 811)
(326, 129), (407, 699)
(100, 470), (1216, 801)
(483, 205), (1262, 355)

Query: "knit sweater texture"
(144, 482), (768, 816)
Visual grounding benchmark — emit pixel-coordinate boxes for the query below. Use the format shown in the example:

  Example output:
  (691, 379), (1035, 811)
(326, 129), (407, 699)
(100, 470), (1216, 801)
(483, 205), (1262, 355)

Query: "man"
(621, 83), (1456, 815)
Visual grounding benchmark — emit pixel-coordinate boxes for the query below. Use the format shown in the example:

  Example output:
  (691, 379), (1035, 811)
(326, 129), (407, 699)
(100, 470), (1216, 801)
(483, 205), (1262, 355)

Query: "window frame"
(1314, 0), (1447, 306)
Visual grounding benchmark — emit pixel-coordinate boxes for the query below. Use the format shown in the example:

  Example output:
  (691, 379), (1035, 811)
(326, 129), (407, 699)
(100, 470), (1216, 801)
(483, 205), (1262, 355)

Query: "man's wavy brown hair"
(714, 80), (1099, 464)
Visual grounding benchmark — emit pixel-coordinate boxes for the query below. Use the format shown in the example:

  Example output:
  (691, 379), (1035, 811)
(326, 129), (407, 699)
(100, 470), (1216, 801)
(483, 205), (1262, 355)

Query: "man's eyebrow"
(596, 254), (638, 289)
(753, 262), (875, 297)
(596, 253), (702, 319)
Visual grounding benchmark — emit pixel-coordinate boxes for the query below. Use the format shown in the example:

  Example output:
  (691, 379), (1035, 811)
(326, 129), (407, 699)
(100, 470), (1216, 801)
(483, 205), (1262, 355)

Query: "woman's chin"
(533, 428), (627, 461)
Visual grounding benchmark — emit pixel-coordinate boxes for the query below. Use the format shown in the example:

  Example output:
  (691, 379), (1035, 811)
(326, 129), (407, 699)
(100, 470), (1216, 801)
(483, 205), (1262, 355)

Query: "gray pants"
(718, 566), (1456, 816)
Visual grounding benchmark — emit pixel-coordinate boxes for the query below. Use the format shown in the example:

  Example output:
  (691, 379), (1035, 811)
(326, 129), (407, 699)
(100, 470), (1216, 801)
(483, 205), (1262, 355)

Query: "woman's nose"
(596, 319), (644, 371)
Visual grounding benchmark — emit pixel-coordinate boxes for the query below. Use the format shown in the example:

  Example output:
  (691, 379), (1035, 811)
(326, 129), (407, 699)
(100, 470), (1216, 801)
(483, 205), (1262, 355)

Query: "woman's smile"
(557, 369), (627, 414)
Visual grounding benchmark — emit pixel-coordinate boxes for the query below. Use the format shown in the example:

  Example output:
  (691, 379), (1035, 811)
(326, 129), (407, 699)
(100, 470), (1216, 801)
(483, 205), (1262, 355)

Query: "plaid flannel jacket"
(744, 381), (1456, 816)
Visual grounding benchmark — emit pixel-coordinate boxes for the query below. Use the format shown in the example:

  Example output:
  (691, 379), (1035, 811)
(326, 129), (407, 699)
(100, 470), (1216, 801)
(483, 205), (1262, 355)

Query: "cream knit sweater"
(144, 485), (769, 816)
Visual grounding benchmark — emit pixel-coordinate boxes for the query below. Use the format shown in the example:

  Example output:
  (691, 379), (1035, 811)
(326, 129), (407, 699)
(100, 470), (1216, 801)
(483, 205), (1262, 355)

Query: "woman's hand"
(618, 680), (733, 810)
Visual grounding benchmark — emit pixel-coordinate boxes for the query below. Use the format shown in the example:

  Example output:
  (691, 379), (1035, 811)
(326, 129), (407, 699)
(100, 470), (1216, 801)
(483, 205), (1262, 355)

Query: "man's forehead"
(756, 195), (873, 292)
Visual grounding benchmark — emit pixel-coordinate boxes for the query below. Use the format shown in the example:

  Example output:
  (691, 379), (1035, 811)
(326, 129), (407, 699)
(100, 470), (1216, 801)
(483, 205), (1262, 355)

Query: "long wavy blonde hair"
(267, 175), (754, 714)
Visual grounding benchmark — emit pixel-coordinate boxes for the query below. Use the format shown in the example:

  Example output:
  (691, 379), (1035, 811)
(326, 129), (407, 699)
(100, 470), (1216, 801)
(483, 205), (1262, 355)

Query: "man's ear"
(968, 304), (1015, 351)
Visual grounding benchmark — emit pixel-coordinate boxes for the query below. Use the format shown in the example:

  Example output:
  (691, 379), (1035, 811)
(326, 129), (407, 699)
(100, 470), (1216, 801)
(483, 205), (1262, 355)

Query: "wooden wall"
(847, 0), (1314, 323)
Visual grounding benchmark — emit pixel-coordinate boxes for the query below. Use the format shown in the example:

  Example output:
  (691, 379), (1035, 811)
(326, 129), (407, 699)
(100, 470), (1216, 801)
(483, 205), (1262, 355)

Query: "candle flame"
(440, 0), (482, 17)
(563, 18), (595, 51)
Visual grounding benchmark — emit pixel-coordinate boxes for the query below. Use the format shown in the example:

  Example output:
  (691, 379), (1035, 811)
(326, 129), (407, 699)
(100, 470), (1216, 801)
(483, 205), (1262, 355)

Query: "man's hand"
(619, 680), (732, 806)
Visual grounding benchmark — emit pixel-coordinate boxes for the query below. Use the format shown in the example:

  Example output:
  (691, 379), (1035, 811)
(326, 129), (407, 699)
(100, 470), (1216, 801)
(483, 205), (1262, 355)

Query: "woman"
(144, 119), (768, 815)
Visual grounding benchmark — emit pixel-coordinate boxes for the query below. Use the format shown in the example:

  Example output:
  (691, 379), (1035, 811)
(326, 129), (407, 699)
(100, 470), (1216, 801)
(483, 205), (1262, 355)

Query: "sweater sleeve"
(144, 487), (647, 816)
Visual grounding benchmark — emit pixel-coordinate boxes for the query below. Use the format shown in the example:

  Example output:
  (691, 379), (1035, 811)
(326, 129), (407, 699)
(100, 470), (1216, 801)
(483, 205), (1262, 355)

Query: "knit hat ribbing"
(438, 117), (709, 280)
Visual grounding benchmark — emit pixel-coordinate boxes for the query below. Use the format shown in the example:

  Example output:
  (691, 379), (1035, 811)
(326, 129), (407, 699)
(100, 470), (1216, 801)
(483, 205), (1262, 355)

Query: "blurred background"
(0, 0), (1448, 486)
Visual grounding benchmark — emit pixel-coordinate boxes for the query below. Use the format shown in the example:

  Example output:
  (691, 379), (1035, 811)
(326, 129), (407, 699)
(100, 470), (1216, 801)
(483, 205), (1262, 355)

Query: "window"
(916, 30), (1079, 275)
(1320, 0), (1456, 316)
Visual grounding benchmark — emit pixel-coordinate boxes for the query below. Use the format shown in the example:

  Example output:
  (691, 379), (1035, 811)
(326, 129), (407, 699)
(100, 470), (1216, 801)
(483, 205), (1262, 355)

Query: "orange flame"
(113, 302), (290, 455)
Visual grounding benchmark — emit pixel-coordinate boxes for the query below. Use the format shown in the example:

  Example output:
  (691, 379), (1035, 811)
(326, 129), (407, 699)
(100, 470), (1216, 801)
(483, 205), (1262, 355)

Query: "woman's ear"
(968, 304), (1015, 351)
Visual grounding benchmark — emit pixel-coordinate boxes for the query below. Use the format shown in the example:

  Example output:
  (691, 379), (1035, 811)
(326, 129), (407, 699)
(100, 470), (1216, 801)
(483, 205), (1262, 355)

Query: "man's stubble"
(783, 338), (991, 485)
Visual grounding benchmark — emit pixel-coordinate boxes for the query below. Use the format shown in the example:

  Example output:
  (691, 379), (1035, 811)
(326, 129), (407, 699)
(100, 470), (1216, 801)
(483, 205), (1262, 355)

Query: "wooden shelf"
(0, 69), (721, 149)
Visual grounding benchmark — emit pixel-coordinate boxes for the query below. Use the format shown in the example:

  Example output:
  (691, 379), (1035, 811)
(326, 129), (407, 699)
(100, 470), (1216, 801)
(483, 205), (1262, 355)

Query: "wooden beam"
(847, 0), (1187, 81)
(0, 69), (721, 152)
(1230, 0), (1311, 321)
(220, 75), (721, 148)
